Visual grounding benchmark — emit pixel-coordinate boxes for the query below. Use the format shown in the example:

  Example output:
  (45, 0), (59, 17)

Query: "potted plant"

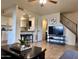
(19, 39), (30, 47)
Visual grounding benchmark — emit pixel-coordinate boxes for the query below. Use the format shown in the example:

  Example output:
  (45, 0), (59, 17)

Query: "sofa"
(59, 50), (78, 59)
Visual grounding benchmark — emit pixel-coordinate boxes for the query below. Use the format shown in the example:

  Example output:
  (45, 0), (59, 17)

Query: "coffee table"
(3, 43), (46, 59)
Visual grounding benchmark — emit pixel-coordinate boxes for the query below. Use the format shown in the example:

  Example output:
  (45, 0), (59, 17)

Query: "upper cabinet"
(20, 14), (29, 32)
(1, 16), (12, 26)
(1, 16), (12, 31)
(20, 17), (29, 27)
(28, 17), (35, 31)
(20, 14), (35, 32)
(1, 16), (9, 25)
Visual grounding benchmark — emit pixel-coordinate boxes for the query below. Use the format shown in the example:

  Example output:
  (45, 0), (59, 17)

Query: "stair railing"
(60, 14), (77, 34)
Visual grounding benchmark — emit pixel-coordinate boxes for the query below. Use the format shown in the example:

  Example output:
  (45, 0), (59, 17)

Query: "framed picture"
(50, 17), (57, 24)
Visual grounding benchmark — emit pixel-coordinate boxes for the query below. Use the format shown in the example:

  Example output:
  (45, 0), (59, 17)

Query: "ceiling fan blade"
(49, 0), (57, 4)
(28, 0), (36, 2)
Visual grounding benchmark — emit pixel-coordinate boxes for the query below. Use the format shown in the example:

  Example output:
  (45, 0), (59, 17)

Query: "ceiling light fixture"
(39, 0), (47, 7)
(21, 16), (26, 20)
(28, 0), (57, 7)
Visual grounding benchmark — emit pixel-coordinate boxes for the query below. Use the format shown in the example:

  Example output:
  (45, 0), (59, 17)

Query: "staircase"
(60, 14), (78, 46)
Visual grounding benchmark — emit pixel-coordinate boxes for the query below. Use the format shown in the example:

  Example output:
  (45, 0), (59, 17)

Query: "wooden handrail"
(60, 14), (77, 34)
(60, 13), (78, 48)
(60, 14), (77, 25)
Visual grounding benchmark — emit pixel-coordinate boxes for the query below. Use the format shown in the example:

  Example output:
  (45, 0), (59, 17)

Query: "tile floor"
(31, 41), (77, 59)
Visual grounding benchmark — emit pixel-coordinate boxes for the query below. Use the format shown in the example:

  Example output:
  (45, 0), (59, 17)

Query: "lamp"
(39, 0), (47, 7)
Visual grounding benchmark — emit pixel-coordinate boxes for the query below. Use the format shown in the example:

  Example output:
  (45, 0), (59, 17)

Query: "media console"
(47, 26), (65, 45)
(47, 35), (65, 45)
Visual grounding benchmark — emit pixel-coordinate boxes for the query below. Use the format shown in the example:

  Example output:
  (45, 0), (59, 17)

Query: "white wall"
(37, 12), (62, 41)
(38, 12), (77, 46)
(1, 6), (17, 45)
(1, 16), (9, 45)
(1, 16), (9, 25)
(1, 15), (12, 45)
(45, 12), (61, 26)
(8, 6), (17, 44)
(63, 12), (78, 24)
(64, 26), (76, 45)
(62, 12), (77, 45)
(37, 16), (42, 41)
(43, 12), (62, 34)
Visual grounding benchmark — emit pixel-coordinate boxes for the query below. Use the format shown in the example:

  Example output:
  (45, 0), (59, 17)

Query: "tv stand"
(47, 35), (65, 45)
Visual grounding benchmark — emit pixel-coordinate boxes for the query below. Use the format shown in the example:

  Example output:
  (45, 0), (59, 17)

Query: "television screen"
(49, 26), (53, 35)
(49, 26), (64, 36)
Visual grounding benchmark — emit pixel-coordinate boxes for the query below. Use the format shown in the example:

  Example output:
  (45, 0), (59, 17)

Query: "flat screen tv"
(49, 26), (64, 36)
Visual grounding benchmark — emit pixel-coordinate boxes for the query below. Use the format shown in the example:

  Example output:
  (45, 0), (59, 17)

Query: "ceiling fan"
(28, 0), (57, 7)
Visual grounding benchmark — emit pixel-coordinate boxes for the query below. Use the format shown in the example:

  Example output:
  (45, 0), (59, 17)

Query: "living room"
(1, 0), (78, 59)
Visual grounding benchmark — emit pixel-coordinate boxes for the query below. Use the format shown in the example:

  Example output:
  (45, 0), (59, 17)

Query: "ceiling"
(1, 0), (78, 16)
